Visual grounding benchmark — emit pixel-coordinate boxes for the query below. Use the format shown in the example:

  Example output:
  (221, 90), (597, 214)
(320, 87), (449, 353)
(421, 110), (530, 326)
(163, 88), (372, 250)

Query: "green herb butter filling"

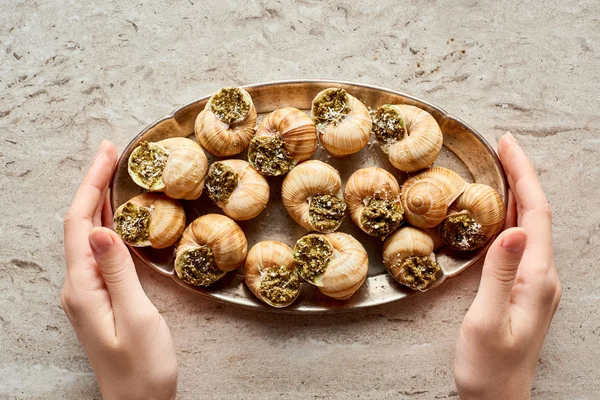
(129, 141), (169, 187)
(114, 202), (151, 245)
(397, 256), (441, 291)
(360, 197), (404, 237)
(439, 214), (488, 251)
(209, 87), (250, 125)
(259, 265), (300, 305)
(372, 105), (405, 148)
(312, 88), (351, 128)
(206, 162), (238, 203)
(248, 135), (296, 176)
(177, 246), (224, 287)
(308, 194), (346, 232)
(293, 235), (333, 283)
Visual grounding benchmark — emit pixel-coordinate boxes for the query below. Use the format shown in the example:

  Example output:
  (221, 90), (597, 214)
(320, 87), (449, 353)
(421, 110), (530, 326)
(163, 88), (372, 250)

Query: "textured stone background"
(1, 0), (599, 399)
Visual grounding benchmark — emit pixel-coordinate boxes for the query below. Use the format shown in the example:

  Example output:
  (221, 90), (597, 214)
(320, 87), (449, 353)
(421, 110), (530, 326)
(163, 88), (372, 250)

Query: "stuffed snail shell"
(344, 167), (404, 238)
(292, 232), (368, 300)
(244, 241), (300, 308)
(205, 159), (270, 221)
(383, 227), (442, 291)
(128, 138), (208, 200)
(311, 88), (372, 157)
(401, 166), (468, 228)
(282, 160), (346, 233)
(439, 183), (505, 251)
(372, 104), (443, 172)
(175, 214), (248, 287)
(248, 107), (318, 176)
(113, 193), (186, 248)
(194, 87), (257, 156)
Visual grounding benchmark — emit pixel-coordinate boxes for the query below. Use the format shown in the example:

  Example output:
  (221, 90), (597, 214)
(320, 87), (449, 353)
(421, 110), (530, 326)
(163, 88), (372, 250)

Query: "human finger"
(503, 189), (517, 230)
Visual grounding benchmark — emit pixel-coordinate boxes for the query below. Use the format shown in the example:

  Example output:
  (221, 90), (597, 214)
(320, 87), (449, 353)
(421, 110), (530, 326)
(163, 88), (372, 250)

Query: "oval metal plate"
(111, 80), (507, 313)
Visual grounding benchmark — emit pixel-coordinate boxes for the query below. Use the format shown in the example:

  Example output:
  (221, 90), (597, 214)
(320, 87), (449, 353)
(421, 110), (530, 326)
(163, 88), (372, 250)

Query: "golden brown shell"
(254, 107), (318, 162)
(281, 160), (344, 232)
(401, 167), (468, 228)
(244, 241), (300, 308)
(382, 226), (441, 291)
(128, 138), (208, 200)
(344, 167), (403, 237)
(210, 159), (270, 221)
(311, 88), (372, 157)
(194, 87), (257, 156)
(113, 193), (186, 249)
(376, 105), (443, 172)
(175, 214), (248, 274)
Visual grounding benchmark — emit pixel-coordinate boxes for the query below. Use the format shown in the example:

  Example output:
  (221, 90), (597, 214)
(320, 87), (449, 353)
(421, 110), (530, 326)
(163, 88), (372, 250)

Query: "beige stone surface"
(1, 0), (599, 398)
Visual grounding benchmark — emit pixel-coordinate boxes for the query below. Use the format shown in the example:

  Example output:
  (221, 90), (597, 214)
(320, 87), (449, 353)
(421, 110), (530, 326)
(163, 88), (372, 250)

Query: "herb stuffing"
(248, 135), (296, 176)
(312, 88), (351, 129)
(309, 194), (346, 232)
(397, 256), (440, 291)
(360, 197), (404, 237)
(439, 214), (487, 251)
(209, 87), (250, 125)
(372, 105), (406, 149)
(177, 246), (224, 287)
(114, 202), (151, 244)
(129, 141), (168, 187)
(206, 162), (238, 203)
(293, 235), (333, 283)
(259, 265), (300, 305)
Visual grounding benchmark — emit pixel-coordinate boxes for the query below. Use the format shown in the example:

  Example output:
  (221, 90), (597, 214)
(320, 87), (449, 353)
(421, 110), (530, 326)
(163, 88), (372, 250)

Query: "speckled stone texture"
(1, 0), (599, 399)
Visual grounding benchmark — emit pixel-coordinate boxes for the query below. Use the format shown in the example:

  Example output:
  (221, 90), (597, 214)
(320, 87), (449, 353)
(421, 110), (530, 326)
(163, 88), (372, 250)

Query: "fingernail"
(93, 140), (109, 162)
(505, 131), (517, 144)
(89, 229), (114, 253)
(501, 231), (526, 253)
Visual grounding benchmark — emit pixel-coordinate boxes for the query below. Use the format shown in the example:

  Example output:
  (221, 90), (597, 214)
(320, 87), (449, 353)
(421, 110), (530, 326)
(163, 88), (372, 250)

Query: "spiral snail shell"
(439, 183), (505, 251)
(292, 232), (368, 300)
(194, 87), (257, 157)
(282, 160), (346, 233)
(113, 193), (186, 248)
(175, 214), (248, 287)
(344, 167), (404, 238)
(311, 88), (372, 157)
(372, 104), (443, 172)
(244, 241), (300, 308)
(205, 159), (270, 221)
(248, 107), (317, 176)
(128, 138), (208, 200)
(400, 167), (468, 229)
(383, 227), (442, 291)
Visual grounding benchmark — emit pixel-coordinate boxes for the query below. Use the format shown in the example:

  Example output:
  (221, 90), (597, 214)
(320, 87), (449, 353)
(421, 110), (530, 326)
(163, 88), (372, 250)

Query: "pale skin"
(61, 133), (560, 399)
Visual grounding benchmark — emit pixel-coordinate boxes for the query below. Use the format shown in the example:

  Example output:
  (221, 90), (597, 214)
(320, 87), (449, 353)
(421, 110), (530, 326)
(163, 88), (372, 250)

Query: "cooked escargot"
(292, 232), (368, 300)
(282, 160), (346, 233)
(383, 227), (442, 291)
(244, 241), (300, 308)
(372, 104), (443, 172)
(311, 88), (372, 157)
(439, 183), (505, 251)
(344, 167), (404, 238)
(175, 214), (248, 287)
(194, 87), (257, 156)
(401, 167), (468, 228)
(128, 138), (208, 200)
(113, 193), (185, 248)
(248, 107), (318, 176)
(205, 159), (270, 221)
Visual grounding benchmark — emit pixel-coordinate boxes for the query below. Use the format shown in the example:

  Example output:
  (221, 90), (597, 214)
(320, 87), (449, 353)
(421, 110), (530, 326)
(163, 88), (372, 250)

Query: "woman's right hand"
(454, 132), (562, 399)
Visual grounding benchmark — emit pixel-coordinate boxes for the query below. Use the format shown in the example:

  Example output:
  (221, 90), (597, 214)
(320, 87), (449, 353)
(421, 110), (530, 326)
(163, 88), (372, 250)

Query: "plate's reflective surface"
(111, 80), (507, 313)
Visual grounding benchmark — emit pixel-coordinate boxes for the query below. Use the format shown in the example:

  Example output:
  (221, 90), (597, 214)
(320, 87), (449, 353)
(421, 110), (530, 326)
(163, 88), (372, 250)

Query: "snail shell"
(194, 87), (257, 157)
(311, 88), (372, 157)
(128, 138), (208, 200)
(401, 167), (468, 228)
(440, 183), (506, 251)
(344, 167), (404, 238)
(248, 107), (318, 176)
(113, 193), (186, 249)
(205, 159), (270, 221)
(383, 227), (442, 291)
(372, 104), (443, 172)
(175, 214), (248, 287)
(244, 241), (300, 308)
(292, 232), (368, 300)
(282, 160), (346, 233)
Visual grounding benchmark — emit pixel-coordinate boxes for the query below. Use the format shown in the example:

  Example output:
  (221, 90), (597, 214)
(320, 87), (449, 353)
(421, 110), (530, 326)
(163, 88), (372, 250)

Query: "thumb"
(470, 228), (527, 325)
(89, 227), (153, 321)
